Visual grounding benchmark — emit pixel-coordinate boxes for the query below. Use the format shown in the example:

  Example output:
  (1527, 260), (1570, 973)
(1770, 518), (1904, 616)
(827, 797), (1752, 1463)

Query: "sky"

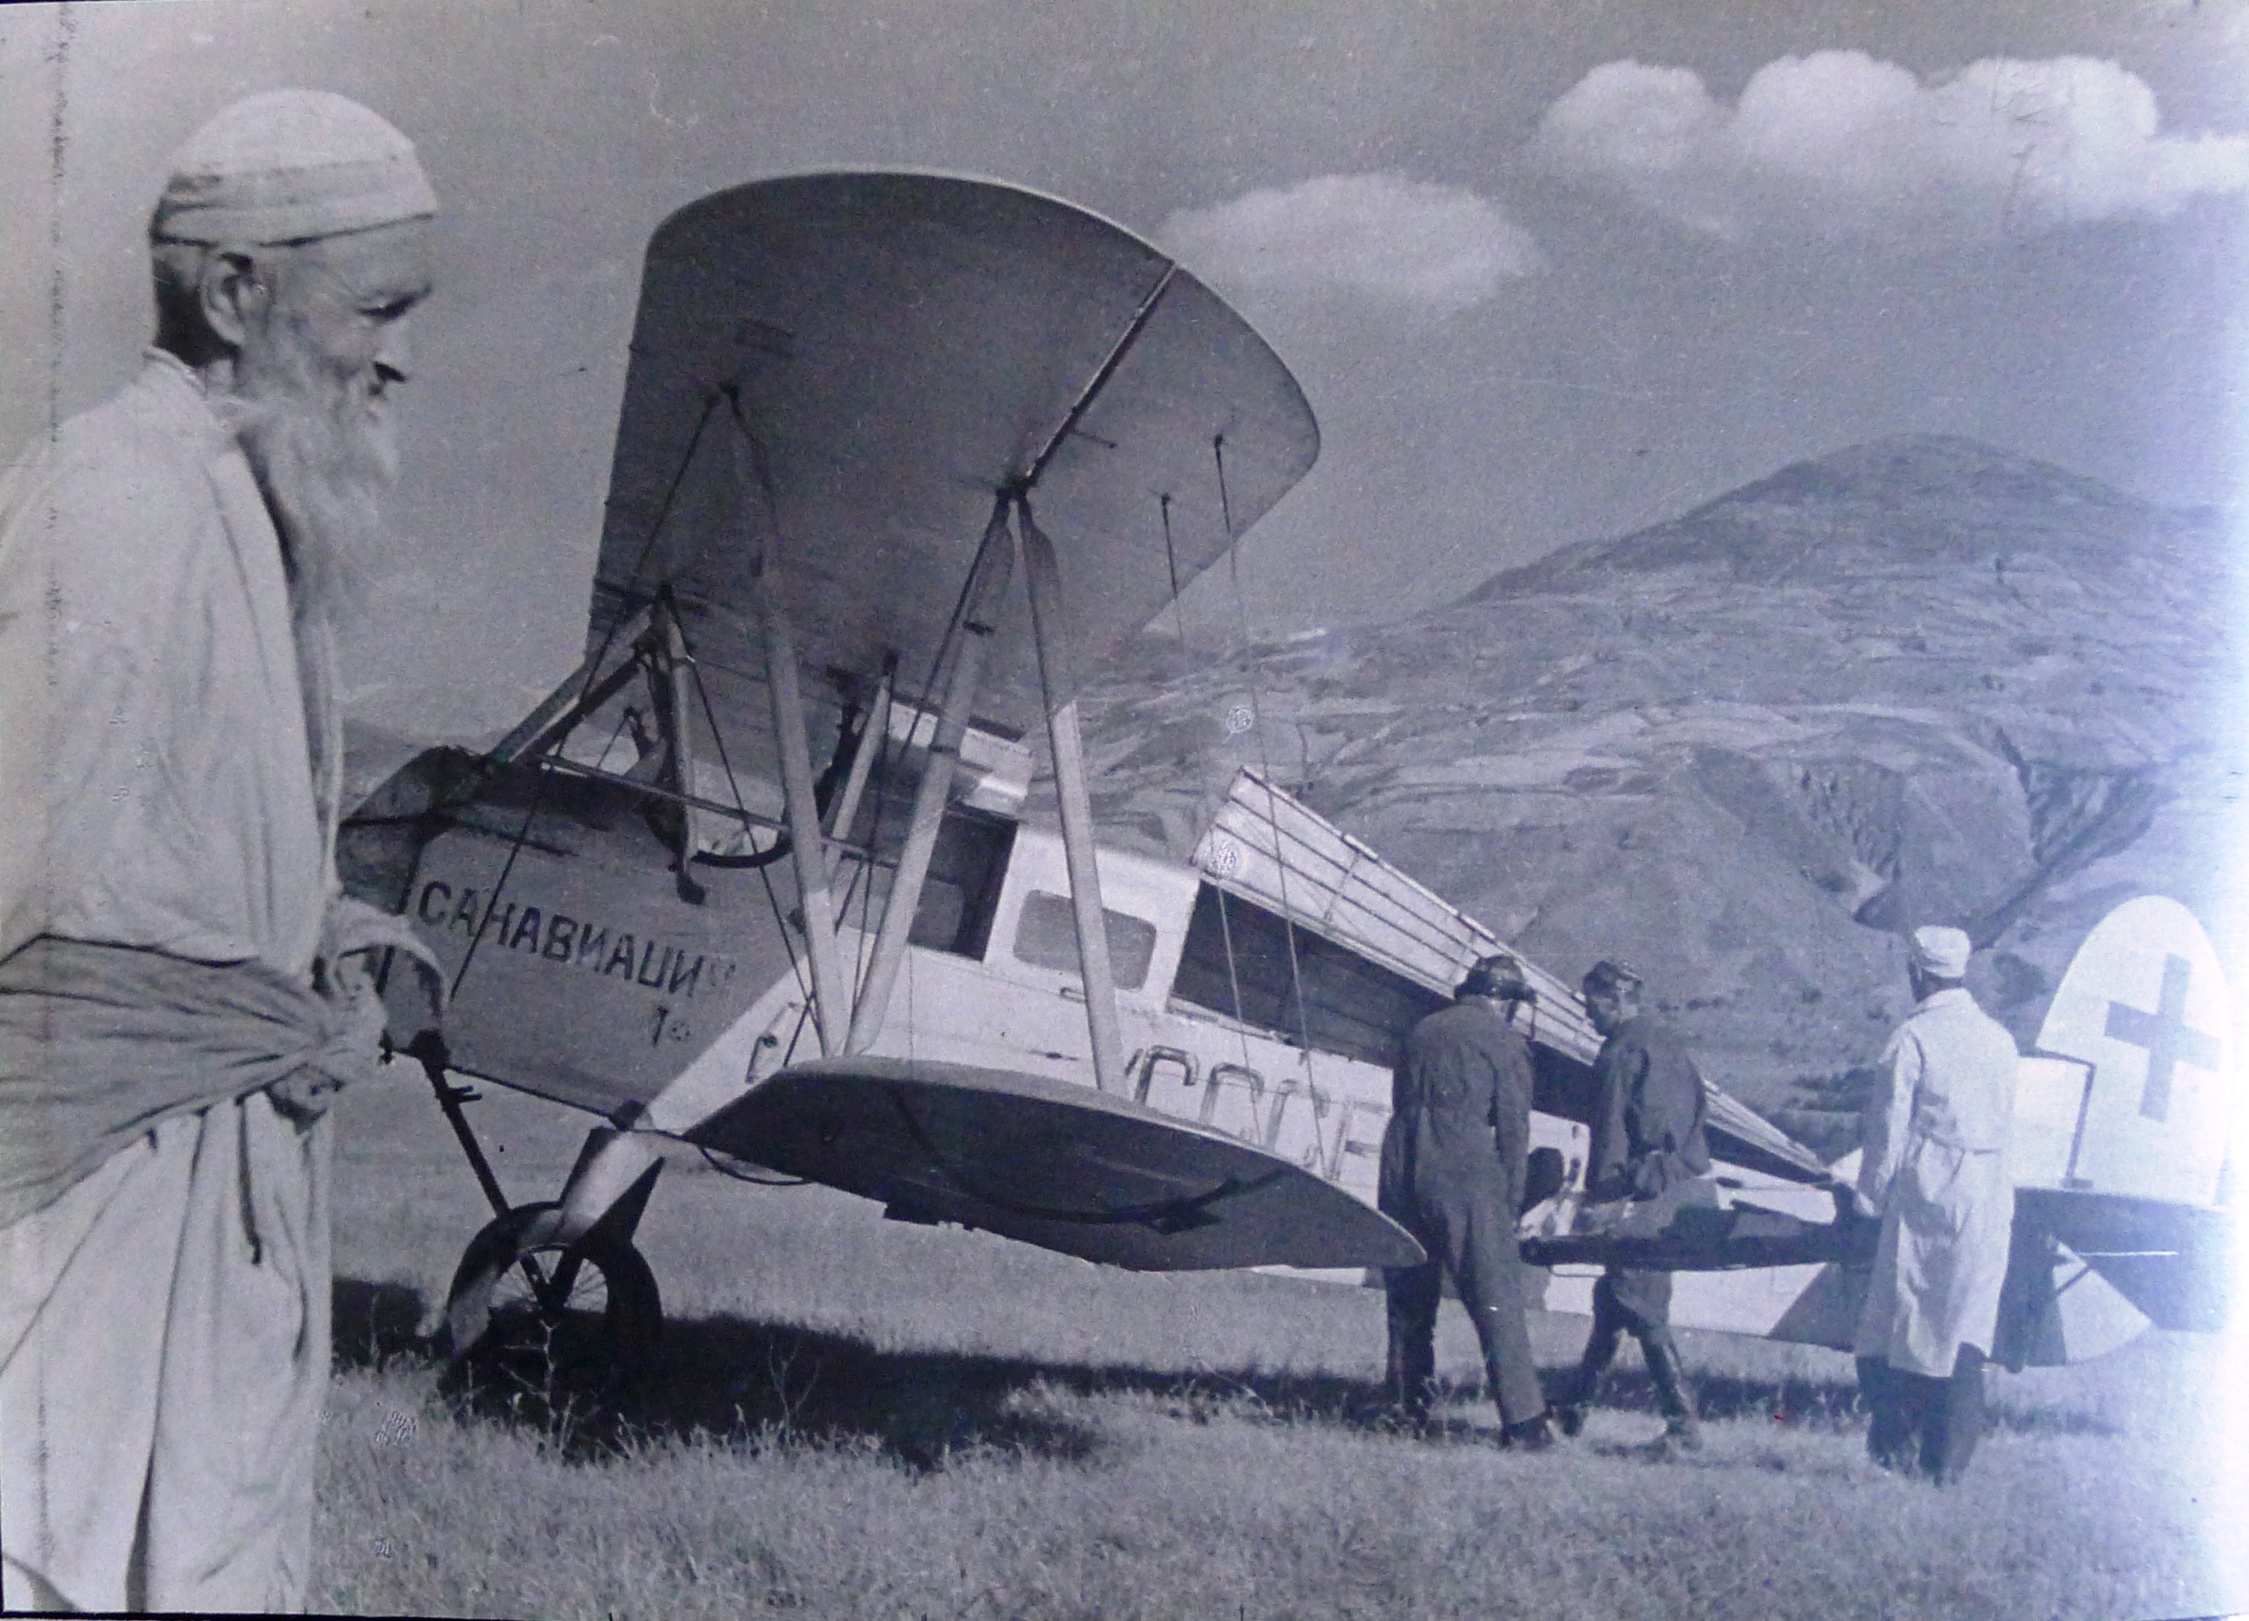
(4, 0), (2246, 737)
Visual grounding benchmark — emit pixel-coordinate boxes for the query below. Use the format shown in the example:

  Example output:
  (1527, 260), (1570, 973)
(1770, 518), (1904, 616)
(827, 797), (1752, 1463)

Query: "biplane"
(340, 169), (2240, 1392)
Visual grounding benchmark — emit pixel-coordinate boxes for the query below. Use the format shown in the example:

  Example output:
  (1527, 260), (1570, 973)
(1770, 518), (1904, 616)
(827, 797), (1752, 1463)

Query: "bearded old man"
(0, 92), (444, 1612)
(1852, 925), (2019, 1486)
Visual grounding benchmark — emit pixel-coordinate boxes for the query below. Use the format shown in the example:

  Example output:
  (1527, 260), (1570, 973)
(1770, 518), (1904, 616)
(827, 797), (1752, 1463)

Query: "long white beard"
(215, 356), (399, 626)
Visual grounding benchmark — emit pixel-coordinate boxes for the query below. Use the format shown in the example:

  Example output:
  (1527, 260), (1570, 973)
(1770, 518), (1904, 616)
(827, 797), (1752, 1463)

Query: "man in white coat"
(0, 92), (443, 1611)
(1852, 924), (2018, 1485)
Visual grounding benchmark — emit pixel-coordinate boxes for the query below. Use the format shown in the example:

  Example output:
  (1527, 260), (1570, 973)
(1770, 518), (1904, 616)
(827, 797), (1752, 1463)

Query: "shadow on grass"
(1575, 1366), (1865, 1430)
(334, 1275), (1112, 1468)
(1553, 1363), (2116, 1439)
(330, 1277), (2113, 1471)
(334, 1277), (430, 1364)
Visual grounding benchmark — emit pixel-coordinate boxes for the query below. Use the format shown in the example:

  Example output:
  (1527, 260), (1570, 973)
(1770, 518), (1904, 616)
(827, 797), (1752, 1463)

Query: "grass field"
(311, 1067), (2249, 1620)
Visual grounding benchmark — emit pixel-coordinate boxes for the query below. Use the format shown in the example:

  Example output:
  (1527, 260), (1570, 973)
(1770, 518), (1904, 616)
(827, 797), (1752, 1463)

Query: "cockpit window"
(1011, 890), (1157, 991)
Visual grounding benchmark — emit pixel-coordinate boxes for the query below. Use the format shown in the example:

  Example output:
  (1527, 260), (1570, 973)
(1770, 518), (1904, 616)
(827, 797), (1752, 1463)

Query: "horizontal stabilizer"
(2015, 1186), (2240, 1335)
(687, 1056), (1426, 1272)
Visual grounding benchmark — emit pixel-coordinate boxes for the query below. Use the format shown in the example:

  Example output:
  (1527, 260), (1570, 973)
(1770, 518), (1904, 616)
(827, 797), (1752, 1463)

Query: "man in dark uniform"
(1380, 954), (1557, 1449)
(1553, 959), (1714, 1449)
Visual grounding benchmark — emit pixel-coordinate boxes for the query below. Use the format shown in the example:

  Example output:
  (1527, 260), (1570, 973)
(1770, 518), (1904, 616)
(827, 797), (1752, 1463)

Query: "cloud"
(1531, 51), (2249, 242)
(1158, 174), (1540, 312)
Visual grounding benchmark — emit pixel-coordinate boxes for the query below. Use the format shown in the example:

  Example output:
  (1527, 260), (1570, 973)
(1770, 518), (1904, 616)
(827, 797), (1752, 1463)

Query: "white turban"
(1910, 925), (1972, 979)
(153, 90), (437, 245)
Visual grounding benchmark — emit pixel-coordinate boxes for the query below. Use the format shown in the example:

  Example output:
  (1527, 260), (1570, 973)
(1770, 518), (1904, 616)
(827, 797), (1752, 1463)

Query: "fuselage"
(638, 823), (1836, 1317)
(354, 747), (1833, 1328)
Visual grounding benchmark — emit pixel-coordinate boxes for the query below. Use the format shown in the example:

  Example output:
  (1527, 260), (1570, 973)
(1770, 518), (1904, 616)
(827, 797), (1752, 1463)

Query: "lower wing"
(689, 1055), (1427, 1273)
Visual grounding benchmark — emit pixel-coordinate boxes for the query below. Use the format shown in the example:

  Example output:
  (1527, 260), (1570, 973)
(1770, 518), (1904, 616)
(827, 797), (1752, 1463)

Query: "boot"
(1384, 1341), (1439, 1437)
(1643, 1330), (1701, 1449)
(1551, 1361), (1598, 1438)
(1501, 1411), (1559, 1452)
(1927, 1347), (1986, 1485)
(1857, 1356), (1915, 1472)
(1559, 1299), (1624, 1439)
(1392, 1401), (1436, 1438)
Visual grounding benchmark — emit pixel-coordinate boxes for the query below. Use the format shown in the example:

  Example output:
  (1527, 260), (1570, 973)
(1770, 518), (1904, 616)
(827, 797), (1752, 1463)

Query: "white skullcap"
(1910, 925), (1972, 979)
(152, 90), (437, 245)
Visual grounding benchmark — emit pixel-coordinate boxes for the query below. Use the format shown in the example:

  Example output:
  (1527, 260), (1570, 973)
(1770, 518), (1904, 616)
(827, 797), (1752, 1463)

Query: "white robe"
(0, 354), (338, 1613)
(0, 351), (336, 972)
(1854, 986), (2019, 1378)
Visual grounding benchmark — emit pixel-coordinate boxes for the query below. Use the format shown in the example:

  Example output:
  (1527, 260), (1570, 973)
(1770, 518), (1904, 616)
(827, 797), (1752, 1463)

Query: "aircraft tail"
(2000, 896), (2240, 1362)
(1767, 897), (2242, 1366)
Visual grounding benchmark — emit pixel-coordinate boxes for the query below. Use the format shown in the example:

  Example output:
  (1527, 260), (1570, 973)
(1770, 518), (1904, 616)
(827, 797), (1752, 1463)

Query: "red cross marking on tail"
(2102, 954), (2220, 1122)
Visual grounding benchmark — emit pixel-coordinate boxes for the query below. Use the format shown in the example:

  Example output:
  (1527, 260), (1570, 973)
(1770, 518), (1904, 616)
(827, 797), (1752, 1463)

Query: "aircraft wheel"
(443, 1202), (661, 1403)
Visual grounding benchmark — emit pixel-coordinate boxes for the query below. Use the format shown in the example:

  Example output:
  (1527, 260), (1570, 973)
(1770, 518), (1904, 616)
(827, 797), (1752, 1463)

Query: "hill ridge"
(1469, 435), (2210, 601)
(1070, 435), (2237, 1113)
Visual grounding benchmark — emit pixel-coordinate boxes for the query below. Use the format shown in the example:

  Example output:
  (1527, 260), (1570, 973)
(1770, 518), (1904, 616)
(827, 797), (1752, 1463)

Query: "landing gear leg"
(444, 1196), (663, 1404)
(411, 1037), (667, 1400)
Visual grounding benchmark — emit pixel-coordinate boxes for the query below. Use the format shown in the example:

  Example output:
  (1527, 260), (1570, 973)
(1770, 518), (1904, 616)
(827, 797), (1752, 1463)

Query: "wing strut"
(1018, 496), (1125, 1093)
(484, 602), (657, 767)
(654, 596), (714, 903)
(826, 656), (892, 841)
(846, 500), (1016, 1052)
(1024, 263), (1176, 484)
(725, 396), (850, 1055)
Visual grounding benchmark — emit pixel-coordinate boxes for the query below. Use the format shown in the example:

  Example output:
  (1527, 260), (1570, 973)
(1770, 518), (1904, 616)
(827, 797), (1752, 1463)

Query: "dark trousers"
(1558, 1268), (1695, 1421)
(1382, 1192), (1546, 1427)
(1857, 1346), (1986, 1484)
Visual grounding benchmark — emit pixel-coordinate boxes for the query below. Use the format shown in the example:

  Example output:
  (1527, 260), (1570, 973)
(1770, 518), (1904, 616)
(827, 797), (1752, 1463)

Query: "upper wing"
(341, 173), (1322, 1122)
(591, 169), (1320, 738)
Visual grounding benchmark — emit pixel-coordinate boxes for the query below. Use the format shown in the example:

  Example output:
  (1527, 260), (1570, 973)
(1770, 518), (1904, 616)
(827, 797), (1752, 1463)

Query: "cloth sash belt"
(0, 936), (373, 1229)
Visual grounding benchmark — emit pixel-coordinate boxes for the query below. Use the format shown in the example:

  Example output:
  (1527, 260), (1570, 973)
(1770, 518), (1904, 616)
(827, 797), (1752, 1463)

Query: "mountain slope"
(1063, 436), (2242, 1120)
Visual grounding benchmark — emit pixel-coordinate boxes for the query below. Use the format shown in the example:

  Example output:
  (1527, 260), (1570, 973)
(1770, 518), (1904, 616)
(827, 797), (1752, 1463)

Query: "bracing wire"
(671, 588), (753, 827)
(823, 645), (907, 1013)
(591, 703), (636, 778)
(828, 694), (895, 1017)
(722, 390), (858, 1031)
(1212, 885), (1255, 1071)
(1160, 492), (1191, 658)
(663, 588), (813, 1013)
(851, 497), (1010, 980)
(838, 652), (906, 1008)
(757, 855), (812, 1009)
(777, 991), (818, 1067)
(1215, 434), (1320, 1068)
(446, 771), (551, 1004)
(1177, 477), (1248, 1072)
(447, 395), (725, 1006)
(813, 687), (872, 1002)
(570, 391), (723, 754)
(620, 392), (723, 604)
